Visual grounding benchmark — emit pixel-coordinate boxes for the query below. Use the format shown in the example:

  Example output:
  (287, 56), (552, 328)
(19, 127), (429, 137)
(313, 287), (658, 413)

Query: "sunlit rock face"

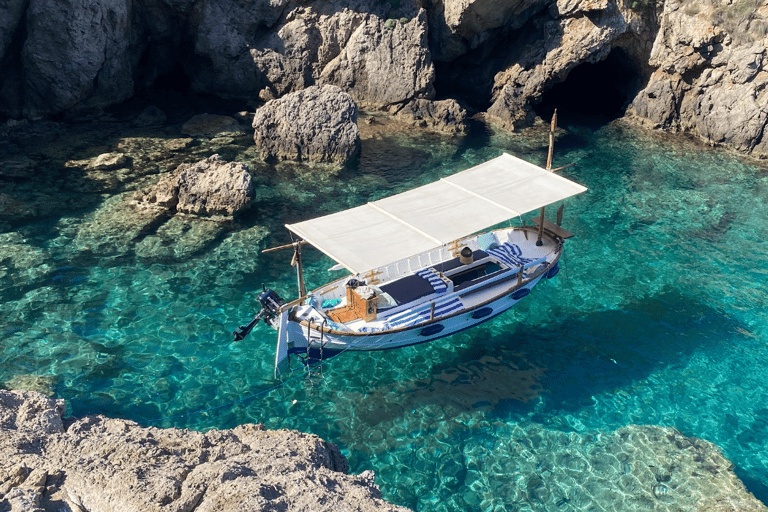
(627, 1), (768, 158)
(0, 389), (413, 512)
(1, 0), (768, 156)
(252, 84), (361, 164)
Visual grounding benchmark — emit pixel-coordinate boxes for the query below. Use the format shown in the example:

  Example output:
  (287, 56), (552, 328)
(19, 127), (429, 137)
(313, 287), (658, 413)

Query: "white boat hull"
(271, 225), (564, 377)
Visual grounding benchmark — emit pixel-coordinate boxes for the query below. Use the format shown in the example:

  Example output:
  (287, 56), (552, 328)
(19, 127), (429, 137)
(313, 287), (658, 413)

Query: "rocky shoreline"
(1, 0), (768, 157)
(2, 389), (767, 511)
(0, 389), (413, 512)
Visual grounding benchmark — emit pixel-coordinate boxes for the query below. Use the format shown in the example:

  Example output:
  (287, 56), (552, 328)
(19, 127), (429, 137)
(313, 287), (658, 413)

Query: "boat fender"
(420, 324), (445, 336)
(511, 288), (529, 300)
(471, 307), (493, 319)
(546, 263), (560, 279)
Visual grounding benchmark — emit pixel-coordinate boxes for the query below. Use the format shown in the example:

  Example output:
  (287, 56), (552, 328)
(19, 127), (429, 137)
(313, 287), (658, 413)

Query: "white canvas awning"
(286, 153), (587, 274)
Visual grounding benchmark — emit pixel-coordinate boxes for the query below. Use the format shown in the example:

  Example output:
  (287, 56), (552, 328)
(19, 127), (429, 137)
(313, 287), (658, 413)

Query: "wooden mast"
(536, 109), (557, 246)
(263, 240), (309, 299)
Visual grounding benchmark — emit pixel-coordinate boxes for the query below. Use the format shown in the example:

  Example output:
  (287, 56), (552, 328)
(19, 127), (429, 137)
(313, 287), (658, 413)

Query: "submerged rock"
(134, 105), (167, 126)
(462, 422), (768, 512)
(181, 113), (243, 138)
(252, 84), (361, 164)
(0, 389), (412, 512)
(395, 98), (468, 134)
(134, 154), (254, 217)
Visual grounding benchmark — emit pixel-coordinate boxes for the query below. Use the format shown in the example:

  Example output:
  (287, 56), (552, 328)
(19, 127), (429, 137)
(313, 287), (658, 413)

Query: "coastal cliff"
(0, 389), (413, 512)
(1, 0), (767, 156)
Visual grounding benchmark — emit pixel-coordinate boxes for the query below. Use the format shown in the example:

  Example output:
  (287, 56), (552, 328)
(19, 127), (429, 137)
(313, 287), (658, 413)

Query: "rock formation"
(0, 389), (412, 512)
(134, 154), (254, 217)
(394, 98), (468, 134)
(627, 0), (768, 157)
(2, 0), (768, 156)
(252, 84), (361, 164)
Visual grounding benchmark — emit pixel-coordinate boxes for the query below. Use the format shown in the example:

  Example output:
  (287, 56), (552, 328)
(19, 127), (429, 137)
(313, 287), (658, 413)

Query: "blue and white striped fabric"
(416, 267), (448, 293)
(487, 242), (534, 269)
(384, 297), (464, 329)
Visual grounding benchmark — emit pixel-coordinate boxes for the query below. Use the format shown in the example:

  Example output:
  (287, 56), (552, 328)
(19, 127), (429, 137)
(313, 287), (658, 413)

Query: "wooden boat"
(234, 118), (587, 378)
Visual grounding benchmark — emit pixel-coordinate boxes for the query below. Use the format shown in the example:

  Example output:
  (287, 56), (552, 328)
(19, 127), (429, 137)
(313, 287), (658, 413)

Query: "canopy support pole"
(292, 242), (307, 299)
(537, 110), (557, 246)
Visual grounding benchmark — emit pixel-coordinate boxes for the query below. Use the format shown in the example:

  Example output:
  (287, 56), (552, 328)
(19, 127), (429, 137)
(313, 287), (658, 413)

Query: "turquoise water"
(2, 113), (768, 510)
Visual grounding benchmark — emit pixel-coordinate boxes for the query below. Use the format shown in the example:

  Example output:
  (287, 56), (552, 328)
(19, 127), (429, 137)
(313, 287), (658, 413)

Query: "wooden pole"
(537, 109), (557, 246)
(263, 240), (310, 253)
(294, 243), (307, 299)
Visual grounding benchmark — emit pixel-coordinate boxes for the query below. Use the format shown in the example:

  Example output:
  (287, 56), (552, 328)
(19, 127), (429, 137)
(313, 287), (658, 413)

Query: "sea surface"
(1, 106), (767, 511)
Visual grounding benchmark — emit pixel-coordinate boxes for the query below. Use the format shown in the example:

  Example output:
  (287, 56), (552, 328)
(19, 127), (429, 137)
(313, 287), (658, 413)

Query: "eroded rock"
(395, 98), (468, 134)
(134, 154), (254, 216)
(320, 9), (435, 108)
(0, 389), (413, 512)
(626, 2), (768, 157)
(252, 84), (360, 164)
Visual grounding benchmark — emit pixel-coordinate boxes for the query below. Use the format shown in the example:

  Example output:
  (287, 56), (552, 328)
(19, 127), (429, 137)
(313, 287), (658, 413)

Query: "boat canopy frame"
(286, 153), (587, 274)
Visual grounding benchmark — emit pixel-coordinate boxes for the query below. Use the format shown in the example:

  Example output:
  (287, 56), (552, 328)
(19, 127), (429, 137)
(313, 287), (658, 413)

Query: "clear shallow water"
(1, 114), (768, 510)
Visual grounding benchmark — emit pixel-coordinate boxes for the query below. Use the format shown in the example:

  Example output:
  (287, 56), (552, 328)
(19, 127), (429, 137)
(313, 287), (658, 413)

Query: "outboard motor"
(233, 286), (285, 341)
(257, 288), (284, 325)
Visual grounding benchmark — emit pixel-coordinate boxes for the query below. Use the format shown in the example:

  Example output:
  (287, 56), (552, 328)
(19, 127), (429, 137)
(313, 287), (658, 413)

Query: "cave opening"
(534, 47), (643, 127)
(148, 61), (192, 98)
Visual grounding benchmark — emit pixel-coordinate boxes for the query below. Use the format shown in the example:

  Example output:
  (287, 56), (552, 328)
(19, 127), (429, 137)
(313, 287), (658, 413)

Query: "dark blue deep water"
(1, 114), (767, 510)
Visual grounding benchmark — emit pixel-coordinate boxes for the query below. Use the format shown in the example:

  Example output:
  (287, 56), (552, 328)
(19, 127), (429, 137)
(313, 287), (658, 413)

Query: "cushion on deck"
(384, 297), (464, 328)
(487, 242), (534, 269)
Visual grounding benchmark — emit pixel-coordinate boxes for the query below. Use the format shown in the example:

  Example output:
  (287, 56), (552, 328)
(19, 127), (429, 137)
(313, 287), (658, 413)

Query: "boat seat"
(379, 269), (443, 305)
(487, 242), (535, 270)
(416, 268), (448, 293)
(382, 297), (464, 329)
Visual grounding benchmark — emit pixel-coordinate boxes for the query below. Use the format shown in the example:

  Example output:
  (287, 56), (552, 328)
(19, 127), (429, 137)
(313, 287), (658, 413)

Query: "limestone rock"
(320, 9), (435, 108)
(0, 389), (413, 512)
(252, 84), (361, 164)
(134, 154), (254, 216)
(550, 0), (608, 17)
(0, 390), (64, 435)
(626, 2), (768, 157)
(20, 0), (137, 119)
(428, 0), (543, 62)
(487, 4), (629, 130)
(630, 71), (683, 129)
(395, 98), (468, 134)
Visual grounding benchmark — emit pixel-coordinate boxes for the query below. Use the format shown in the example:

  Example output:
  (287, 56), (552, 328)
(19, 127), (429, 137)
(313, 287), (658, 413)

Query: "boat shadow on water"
(340, 287), (746, 435)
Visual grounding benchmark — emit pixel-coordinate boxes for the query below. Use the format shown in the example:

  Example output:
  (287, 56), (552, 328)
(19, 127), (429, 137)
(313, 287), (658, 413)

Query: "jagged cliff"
(1, 0), (767, 156)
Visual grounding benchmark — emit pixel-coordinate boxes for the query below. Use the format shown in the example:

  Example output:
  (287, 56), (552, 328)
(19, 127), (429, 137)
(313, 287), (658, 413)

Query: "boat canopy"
(286, 153), (587, 274)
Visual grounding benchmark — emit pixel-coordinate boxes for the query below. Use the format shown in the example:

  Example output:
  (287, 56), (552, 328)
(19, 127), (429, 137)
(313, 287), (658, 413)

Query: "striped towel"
(384, 297), (464, 328)
(487, 242), (534, 269)
(416, 268), (448, 293)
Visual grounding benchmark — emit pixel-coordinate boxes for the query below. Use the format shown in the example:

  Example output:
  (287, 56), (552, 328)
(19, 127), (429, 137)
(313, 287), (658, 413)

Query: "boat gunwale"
(292, 231), (564, 337)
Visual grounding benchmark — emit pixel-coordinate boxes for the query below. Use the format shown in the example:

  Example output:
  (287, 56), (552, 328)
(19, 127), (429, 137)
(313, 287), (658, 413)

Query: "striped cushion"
(487, 242), (534, 269)
(384, 297), (464, 328)
(416, 268), (448, 293)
